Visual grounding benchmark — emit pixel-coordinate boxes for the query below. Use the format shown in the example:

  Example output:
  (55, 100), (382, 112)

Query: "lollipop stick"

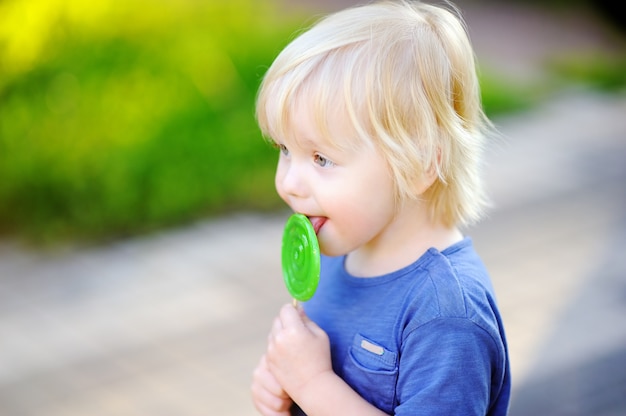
(292, 298), (298, 308)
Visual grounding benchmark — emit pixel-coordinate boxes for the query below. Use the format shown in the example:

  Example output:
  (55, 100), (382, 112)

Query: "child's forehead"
(281, 97), (360, 149)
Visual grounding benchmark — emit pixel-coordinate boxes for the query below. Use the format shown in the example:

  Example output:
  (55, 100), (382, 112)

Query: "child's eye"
(314, 153), (334, 167)
(275, 143), (289, 156)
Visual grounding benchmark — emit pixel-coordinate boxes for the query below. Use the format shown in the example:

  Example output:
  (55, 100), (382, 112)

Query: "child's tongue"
(308, 216), (327, 235)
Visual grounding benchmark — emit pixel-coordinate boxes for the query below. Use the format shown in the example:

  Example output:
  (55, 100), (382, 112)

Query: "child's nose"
(277, 162), (307, 199)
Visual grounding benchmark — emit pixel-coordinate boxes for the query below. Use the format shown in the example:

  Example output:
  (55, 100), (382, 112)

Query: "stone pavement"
(1, 1), (626, 415)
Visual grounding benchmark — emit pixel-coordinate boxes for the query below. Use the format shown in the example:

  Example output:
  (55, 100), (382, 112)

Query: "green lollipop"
(281, 213), (320, 303)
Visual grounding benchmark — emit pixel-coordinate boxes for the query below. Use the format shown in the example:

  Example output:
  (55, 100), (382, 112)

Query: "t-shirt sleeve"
(394, 317), (503, 415)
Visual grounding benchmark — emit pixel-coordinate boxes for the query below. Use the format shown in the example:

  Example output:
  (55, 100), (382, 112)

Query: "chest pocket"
(342, 333), (399, 413)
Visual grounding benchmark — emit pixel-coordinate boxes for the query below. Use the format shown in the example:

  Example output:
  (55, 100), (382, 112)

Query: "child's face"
(274, 103), (396, 257)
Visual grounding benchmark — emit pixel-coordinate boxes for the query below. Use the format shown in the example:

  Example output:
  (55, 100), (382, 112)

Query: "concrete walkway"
(1, 1), (626, 415)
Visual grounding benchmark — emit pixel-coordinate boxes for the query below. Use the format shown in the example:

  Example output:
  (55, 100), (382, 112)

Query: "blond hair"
(256, 0), (493, 227)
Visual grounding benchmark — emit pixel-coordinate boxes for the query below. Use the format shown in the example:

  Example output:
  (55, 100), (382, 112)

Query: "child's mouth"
(307, 216), (327, 235)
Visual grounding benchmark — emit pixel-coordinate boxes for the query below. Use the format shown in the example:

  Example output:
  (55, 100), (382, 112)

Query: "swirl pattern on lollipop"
(281, 214), (320, 302)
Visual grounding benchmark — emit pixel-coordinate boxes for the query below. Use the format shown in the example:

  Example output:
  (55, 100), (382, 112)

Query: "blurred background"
(0, 0), (625, 415)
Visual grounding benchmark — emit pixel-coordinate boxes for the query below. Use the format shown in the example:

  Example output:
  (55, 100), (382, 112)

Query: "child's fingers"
(278, 302), (327, 340)
(251, 355), (292, 415)
(258, 355), (289, 397)
(277, 302), (306, 329)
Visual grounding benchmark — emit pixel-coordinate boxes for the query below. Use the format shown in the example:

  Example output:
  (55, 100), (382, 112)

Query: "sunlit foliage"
(0, 0), (302, 243)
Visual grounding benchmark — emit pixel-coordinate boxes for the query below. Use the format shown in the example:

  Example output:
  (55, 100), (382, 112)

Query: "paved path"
(1, 0), (626, 414)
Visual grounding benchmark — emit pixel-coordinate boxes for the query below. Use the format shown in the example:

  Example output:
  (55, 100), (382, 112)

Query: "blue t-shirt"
(294, 237), (510, 415)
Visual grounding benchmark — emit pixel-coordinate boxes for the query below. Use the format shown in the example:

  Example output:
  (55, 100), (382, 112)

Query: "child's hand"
(251, 353), (293, 416)
(266, 303), (333, 402)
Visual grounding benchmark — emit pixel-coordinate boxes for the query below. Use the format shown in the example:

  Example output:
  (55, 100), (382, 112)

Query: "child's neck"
(345, 205), (462, 278)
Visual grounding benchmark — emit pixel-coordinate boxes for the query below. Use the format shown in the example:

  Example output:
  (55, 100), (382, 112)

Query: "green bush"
(0, 0), (304, 244)
(547, 53), (626, 92)
(479, 71), (539, 117)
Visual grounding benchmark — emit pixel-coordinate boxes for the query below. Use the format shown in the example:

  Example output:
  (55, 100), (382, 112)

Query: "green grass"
(1, 0), (621, 246)
(546, 52), (626, 92)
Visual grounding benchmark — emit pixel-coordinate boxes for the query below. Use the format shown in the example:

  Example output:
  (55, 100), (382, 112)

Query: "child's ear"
(418, 164), (439, 194)
(419, 148), (441, 194)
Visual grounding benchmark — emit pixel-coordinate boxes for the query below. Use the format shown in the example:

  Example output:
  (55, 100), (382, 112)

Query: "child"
(251, 0), (511, 415)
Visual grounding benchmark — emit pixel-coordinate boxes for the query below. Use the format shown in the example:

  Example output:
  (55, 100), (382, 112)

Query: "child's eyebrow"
(270, 132), (338, 153)
(298, 137), (319, 148)
(276, 134), (317, 150)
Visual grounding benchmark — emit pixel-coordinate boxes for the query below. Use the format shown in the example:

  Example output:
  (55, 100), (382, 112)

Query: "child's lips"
(307, 216), (327, 235)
